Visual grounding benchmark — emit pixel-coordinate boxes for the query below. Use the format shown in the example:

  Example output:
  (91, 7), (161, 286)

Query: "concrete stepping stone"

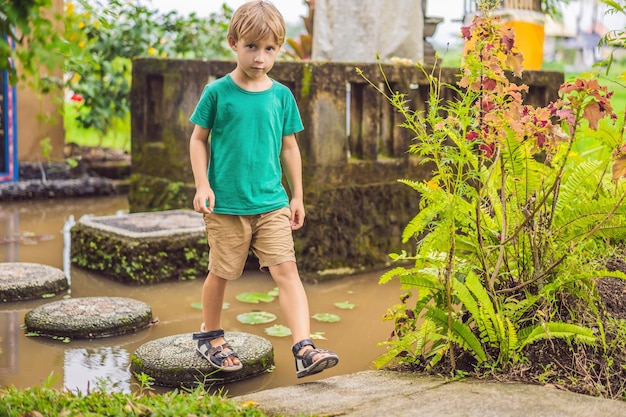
(24, 296), (152, 339)
(130, 332), (274, 387)
(0, 262), (68, 302)
(70, 209), (207, 284)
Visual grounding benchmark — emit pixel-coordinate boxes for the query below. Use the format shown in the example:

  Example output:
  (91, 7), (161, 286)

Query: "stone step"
(0, 262), (68, 302)
(24, 296), (153, 339)
(130, 332), (274, 387)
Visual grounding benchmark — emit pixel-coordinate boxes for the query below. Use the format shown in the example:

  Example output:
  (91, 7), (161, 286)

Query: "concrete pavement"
(234, 370), (626, 417)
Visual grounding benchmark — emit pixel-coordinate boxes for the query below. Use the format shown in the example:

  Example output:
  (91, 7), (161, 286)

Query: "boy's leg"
(254, 207), (338, 376)
(202, 271), (227, 331)
(198, 213), (251, 369)
(199, 270), (241, 368)
(268, 261), (310, 342)
(268, 261), (335, 362)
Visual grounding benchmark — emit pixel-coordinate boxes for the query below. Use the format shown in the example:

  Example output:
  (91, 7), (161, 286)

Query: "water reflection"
(64, 346), (131, 394)
(0, 311), (18, 377)
(62, 215), (75, 284)
(0, 196), (399, 396)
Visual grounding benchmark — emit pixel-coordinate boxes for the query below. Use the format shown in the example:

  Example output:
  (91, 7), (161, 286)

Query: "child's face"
(230, 35), (281, 80)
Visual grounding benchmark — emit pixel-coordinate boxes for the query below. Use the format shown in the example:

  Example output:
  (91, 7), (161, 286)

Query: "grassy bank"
(0, 374), (288, 417)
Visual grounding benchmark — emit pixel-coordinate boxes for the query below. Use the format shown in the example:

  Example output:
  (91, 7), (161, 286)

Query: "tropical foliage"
(64, 0), (233, 140)
(1, 0), (233, 147)
(0, 0), (65, 86)
(362, 1), (626, 396)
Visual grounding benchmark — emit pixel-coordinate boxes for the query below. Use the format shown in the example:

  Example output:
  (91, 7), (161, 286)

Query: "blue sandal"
(292, 339), (339, 378)
(192, 329), (243, 372)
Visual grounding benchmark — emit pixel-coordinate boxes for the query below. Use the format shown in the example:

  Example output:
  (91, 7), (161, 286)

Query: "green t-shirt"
(190, 74), (304, 215)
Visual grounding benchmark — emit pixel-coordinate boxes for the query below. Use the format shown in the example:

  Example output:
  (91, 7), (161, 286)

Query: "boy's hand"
(289, 198), (305, 230)
(193, 186), (215, 214)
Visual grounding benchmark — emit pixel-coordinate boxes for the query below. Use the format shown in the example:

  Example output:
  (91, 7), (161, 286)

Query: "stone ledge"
(0, 177), (126, 201)
(130, 332), (274, 388)
(70, 210), (208, 284)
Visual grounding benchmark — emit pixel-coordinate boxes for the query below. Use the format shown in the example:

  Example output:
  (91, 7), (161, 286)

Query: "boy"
(188, 0), (339, 379)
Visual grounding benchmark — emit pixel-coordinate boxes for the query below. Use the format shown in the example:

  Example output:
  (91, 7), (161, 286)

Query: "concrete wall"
(129, 58), (564, 278)
(16, 0), (65, 163)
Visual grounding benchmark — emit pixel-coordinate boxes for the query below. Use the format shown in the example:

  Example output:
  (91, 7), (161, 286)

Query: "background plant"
(63, 0), (233, 147)
(364, 1), (626, 394)
(0, 0), (65, 87)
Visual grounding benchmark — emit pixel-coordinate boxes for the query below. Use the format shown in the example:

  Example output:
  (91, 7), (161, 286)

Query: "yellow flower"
(147, 47), (156, 56)
(66, 2), (74, 15)
(78, 41), (85, 48)
(424, 180), (440, 190)
(78, 21), (86, 29)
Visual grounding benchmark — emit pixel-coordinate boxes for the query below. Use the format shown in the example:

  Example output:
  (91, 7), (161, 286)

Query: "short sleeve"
(190, 84), (216, 129)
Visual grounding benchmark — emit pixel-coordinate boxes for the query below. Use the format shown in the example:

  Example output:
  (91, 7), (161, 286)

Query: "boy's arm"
(189, 124), (215, 214)
(281, 133), (305, 230)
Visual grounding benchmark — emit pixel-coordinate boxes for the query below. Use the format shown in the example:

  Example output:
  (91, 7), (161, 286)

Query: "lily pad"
(334, 301), (356, 309)
(268, 287), (279, 297)
(310, 332), (326, 340)
(265, 324), (292, 337)
(312, 313), (341, 323)
(236, 292), (275, 304)
(237, 311), (277, 324)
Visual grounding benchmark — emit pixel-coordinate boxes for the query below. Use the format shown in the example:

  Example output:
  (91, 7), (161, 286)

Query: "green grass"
(64, 102), (131, 152)
(0, 373), (290, 417)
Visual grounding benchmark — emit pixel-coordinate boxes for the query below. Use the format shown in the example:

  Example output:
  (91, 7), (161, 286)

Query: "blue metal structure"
(0, 36), (17, 183)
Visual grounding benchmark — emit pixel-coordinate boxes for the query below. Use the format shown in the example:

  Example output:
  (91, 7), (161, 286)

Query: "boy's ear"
(227, 36), (237, 50)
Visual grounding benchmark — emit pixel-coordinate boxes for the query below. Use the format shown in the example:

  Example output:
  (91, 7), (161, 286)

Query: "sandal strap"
(292, 339), (316, 356)
(210, 342), (238, 359)
(302, 347), (333, 363)
(192, 328), (225, 341)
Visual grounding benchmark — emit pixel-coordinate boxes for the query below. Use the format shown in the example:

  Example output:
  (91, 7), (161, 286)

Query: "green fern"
(517, 322), (596, 349)
(425, 306), (487, 363)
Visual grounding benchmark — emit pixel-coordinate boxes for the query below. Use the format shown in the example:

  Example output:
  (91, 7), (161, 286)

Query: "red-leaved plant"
(361, 3), (626, 393)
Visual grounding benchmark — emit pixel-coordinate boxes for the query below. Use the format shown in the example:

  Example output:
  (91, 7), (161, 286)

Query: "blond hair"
(228, 1), (286, 45)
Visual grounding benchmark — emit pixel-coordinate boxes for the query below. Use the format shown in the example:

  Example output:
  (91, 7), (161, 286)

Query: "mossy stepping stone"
(25, 296), (152, 339)
(70, 209), (207, 284)
(0, 262), (68, 302)
(130, 332), (274, 387)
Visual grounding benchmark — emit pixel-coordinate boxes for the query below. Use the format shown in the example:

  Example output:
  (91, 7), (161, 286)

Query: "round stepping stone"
(0, 262), (68, 302)
(24, 297), (152, 339)
(130, 332), (274, 387)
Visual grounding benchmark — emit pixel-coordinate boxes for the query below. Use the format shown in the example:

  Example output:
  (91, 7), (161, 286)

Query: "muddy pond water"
(0, 196), (401, 397)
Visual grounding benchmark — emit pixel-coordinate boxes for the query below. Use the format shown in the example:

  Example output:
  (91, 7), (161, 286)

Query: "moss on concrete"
(70, 225), (207, 284)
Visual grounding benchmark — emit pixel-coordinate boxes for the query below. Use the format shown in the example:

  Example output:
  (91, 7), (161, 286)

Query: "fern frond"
(401, 204), (440, 243)
(397, 178), (429, 193)
(373, 332), (421, 369)
(505, 317), (518, 353)
(426, 306), (487, 362)
(379, 266), (413, 285)
(465, 273), (500, 345)
(517, 322), (596, 350)
(555, 159), (603, 215)
(502, 295), (540, 322)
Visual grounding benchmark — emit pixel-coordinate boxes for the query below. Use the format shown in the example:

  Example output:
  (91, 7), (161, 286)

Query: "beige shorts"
(203, 206), (296, 280)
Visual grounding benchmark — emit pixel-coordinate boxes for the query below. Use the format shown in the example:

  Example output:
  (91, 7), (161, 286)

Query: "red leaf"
(612, 155), (626, 180)
(582, 101), (602, 130)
